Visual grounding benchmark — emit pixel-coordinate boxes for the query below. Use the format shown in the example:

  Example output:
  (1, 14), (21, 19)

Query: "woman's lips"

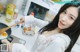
(59, 21), (65, 26)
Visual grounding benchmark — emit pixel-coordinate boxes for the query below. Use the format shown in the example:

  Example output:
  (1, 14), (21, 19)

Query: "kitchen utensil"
(0, 23), (11, 40)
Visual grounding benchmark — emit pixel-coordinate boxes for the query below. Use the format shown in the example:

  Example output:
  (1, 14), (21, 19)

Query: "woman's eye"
(70, 17), (74, 20)
(63, 11), (66, 14)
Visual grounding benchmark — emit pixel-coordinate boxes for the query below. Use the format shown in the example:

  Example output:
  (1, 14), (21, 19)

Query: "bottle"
(13, 9), (18, 19)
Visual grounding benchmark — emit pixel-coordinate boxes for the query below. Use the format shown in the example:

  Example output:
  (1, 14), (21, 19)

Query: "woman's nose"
(61, 15), (68, 21)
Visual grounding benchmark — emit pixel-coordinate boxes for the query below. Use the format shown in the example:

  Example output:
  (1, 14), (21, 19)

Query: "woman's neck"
(57, 28), (62, 33)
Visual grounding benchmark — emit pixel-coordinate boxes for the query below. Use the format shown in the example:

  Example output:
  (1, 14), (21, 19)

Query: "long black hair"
(39, 2), (80, 52)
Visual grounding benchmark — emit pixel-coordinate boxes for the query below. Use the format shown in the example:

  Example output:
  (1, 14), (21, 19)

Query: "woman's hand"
(1, 39), (12, 52)
(1, 39), (10, 44)
(20, 18), (25, 24)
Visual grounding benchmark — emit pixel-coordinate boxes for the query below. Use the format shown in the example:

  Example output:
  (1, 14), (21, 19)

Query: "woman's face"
(58, 7), (78, 29)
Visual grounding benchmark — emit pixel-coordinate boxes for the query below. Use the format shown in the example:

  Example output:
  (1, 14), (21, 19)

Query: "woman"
(25, 2), (80, 52)
(2, 2), (80, 52)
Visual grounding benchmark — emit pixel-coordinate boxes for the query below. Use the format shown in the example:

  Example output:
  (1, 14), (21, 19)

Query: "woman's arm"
(1, 39), (12, 52)
(12, 43), (30, 52)
(1, 39), (30, 52)
(24, 15), (49, 28)
(33, 18), (49, 28)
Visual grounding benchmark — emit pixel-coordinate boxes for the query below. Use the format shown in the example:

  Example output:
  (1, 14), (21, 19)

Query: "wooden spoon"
(0, 19), (24, 35)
